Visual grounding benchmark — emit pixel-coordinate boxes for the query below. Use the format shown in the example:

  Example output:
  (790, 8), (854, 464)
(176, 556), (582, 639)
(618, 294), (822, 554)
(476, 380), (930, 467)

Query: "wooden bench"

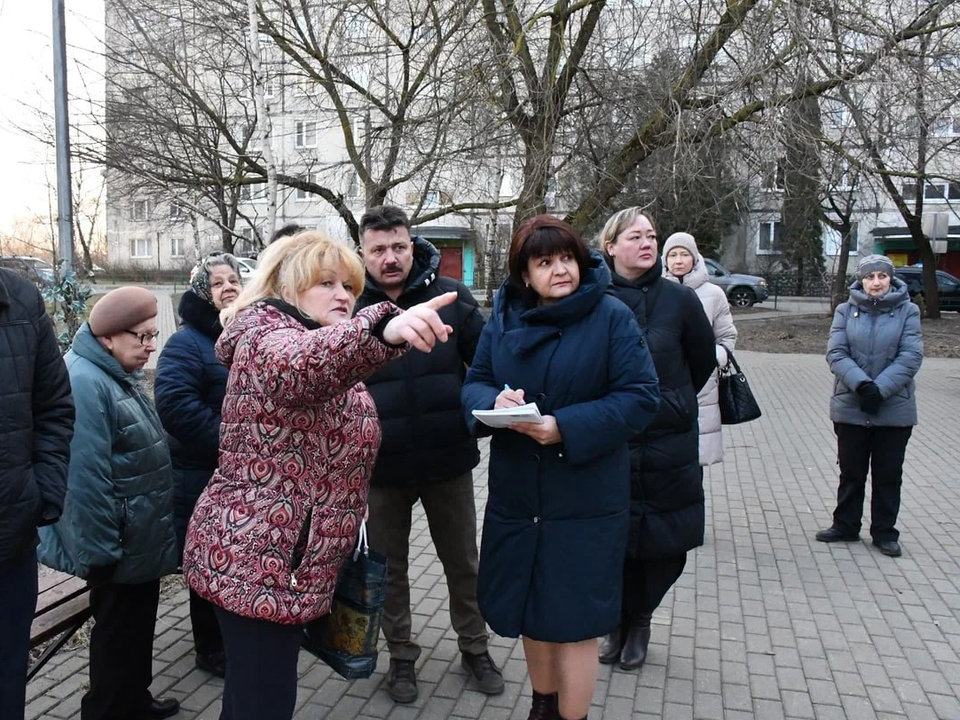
(28, 570), (92, 681)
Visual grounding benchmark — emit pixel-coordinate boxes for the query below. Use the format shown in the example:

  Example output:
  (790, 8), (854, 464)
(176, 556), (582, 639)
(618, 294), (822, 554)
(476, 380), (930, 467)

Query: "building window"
(241, 183), (267, 202)
(295, 121), (318, 148)
(757, 220), (783, 254)
(132, 200), (149, 221)
(237, 227), (259, 256)
(295, 75), (319, 96)
(296, 173), (318, 201)
(923, 181), (960, 202)
(170, 201), (186, 219)
(170, 237), (185, 258)
(823, 223), (859, 255)
(835, 159), (856, 191)
(932, 116), (960, 137)
(129, 238), (152, 258)
(263, 76), (277, 100)
(760, 161), (785, 192)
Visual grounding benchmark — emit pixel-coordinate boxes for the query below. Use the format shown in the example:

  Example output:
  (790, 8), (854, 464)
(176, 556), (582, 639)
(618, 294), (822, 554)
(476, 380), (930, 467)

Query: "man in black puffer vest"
(355, 206), (501, 704)
(0, 269), (74, 720)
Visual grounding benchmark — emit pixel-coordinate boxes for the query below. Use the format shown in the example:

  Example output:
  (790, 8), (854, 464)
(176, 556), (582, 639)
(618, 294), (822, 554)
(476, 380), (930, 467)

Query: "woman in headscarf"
(154, 253), (244, 677)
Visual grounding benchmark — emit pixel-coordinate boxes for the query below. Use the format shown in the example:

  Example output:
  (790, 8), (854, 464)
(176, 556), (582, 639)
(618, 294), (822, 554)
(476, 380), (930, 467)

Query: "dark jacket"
(462, 253), (661, 642)
(608, 258), (717, 560)
(827, 278), (923, 427)
(355, 237), (485, 486)
(38, 323), (178, 583)
(0, 269), (74, 571)
(154, 290), (229, 552)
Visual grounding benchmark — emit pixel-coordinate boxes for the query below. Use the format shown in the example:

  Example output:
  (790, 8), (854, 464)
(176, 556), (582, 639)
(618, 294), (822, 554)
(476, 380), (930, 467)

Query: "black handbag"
(718, 350), (762, 425)
(301, 523), (387, 680)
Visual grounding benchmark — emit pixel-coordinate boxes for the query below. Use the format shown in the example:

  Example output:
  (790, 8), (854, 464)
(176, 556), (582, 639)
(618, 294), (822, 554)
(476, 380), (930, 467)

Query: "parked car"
(894, 265), (960, 311)
(235, 256), (258, 281)
(0, 256), (55, 286)
(703, 258), (769, 307)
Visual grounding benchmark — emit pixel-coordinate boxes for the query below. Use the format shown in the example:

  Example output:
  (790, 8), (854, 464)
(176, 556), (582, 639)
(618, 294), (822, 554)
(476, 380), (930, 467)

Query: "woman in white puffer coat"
(662, 233), (738, 465)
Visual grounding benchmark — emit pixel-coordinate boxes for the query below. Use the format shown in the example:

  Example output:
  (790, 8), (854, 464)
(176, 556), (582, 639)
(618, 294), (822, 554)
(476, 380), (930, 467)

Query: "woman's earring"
(525, 282), (530, 288)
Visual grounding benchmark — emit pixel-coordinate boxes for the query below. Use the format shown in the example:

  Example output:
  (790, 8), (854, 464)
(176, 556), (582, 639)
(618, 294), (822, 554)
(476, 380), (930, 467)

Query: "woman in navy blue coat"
(462, 216), (660, 720)
(154, 253), (243, 678)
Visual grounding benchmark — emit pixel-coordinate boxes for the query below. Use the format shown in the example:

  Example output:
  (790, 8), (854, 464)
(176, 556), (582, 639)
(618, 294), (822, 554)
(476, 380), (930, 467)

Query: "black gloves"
(856, 381), (882, 415)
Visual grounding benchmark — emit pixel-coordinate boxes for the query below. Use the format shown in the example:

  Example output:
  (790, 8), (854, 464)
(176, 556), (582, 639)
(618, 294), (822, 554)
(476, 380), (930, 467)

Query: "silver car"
(703, 258), (769, 307)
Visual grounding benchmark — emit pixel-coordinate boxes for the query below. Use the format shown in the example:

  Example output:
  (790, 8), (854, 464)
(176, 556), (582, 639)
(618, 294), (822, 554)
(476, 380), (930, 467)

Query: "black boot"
(619, 613), (652, 670)
(527, 690), (559, 720)
(598, 627), (621, 664)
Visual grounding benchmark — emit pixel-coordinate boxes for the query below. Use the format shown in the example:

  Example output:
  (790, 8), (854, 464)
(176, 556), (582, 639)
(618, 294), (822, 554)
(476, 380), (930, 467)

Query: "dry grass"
(736, 312), (960, 358)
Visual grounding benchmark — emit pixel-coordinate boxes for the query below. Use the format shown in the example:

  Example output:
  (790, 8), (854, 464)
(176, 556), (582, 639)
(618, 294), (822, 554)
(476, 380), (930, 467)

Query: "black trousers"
(622, 553), (687, 623)
(833, 422), (913, 542)
(0, 553), (37, 720)
(189, 589), (223, 657)
(81, 579), (160, 720)
(214, 606), (303, 720)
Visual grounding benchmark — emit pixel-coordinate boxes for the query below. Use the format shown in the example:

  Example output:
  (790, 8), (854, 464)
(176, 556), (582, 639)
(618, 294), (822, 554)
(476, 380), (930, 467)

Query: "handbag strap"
(354, 520), (369, 561)
(719, 345), (742, 375)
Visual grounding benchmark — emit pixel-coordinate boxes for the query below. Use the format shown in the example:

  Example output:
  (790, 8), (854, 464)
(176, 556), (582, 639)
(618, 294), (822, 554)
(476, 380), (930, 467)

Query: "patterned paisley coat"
(183, 300), (404, 625)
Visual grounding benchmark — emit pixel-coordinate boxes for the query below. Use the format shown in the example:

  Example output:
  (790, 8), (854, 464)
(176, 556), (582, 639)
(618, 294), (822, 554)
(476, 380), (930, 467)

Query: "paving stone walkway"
(28, 351), (960, 719)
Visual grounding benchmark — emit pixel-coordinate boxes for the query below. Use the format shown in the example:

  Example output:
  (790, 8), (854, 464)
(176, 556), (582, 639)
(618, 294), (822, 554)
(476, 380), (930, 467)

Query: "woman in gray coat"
(816, 255), (923, 558)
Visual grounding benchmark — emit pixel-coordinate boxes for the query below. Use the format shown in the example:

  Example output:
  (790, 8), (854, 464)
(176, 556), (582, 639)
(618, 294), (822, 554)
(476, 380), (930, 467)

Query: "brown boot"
(527, 690), (558, 720)
(619, 613), (652, 670)
(598, 628), (621, 664)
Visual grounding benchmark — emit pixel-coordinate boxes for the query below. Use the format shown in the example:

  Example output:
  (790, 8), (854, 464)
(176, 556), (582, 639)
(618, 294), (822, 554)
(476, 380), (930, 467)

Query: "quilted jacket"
(38, 323), (178, 583)
(827, 278), (923, 427)
(183, 300), (405, 625)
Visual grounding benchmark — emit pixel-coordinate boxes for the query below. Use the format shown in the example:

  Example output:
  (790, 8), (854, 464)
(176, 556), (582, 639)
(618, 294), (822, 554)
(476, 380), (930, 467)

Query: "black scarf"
(262, 298), (322, 330)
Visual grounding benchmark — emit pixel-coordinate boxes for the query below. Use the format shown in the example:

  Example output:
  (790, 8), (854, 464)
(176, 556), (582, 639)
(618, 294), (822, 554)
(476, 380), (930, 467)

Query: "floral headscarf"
(189, 252), (243, 305)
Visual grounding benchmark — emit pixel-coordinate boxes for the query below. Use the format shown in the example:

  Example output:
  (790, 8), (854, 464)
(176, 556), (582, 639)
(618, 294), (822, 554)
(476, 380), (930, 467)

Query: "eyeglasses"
(124, 330), (161, 346)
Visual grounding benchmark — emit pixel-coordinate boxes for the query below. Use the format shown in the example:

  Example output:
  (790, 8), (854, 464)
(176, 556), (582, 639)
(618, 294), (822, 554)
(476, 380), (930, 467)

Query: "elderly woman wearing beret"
(39, 287), (180, 720)
(155, 253), (243, 678)
(817, 254), (923, 558)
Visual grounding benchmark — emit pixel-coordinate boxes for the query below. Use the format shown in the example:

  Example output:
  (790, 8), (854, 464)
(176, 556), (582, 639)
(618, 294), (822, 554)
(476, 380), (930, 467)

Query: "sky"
(0, 0), (103, 233)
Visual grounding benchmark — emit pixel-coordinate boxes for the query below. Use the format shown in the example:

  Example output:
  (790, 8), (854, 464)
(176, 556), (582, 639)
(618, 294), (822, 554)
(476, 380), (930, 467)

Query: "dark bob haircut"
(507, 215), (591, 289)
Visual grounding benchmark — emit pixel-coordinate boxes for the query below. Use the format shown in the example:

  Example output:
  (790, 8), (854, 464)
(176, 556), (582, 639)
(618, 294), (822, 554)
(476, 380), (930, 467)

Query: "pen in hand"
(496, 383), (524, 409)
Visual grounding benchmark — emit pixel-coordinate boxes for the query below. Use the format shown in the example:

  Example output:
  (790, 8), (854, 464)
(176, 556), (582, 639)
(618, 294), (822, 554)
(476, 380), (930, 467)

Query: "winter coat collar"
(492, 250), (611, 355)
(363, 236), (440, 302)
(178, 289), (223, 340)
(663, 256), (709, 291)
(609, 256), (664, 291)
(70, 322), (144, 385)
(846, 276), (910, 313)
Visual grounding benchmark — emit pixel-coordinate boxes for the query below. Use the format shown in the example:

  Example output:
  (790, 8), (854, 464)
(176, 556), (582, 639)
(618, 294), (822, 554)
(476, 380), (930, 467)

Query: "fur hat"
(662, 232), (701, 263)
(88, 286), (157, 336)
(856, 254), (895, 281)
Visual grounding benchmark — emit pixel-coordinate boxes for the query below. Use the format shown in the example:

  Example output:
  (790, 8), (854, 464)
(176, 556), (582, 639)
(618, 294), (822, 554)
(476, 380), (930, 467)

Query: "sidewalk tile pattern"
(28, 351), (960, 719)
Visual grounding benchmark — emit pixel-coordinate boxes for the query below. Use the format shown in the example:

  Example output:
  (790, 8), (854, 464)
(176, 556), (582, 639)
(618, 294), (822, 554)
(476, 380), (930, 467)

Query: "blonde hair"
(598, 207), (657, 259)
(220, 230), (365, 325)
